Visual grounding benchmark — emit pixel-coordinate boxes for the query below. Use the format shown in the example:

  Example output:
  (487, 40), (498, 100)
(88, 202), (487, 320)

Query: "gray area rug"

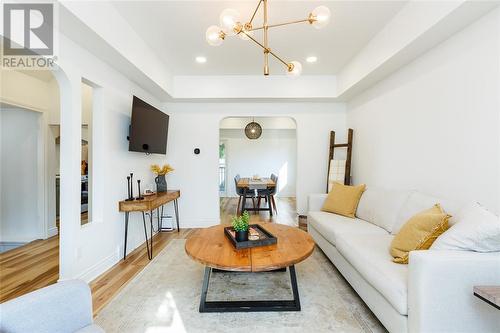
(96, 239), (386, 333)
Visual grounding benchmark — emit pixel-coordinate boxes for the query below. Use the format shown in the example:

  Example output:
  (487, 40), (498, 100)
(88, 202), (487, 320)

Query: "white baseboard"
(76, 248), (120, 283)
(0, 241), (28, 253)
(47, 226), (59, 238)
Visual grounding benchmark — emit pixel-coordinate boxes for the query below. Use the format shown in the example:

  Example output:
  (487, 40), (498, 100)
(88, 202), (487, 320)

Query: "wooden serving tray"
(224, 224), (277, 249)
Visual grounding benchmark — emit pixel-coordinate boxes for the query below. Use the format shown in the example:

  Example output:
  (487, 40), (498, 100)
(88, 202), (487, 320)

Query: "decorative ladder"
(326, 128), (353, 192)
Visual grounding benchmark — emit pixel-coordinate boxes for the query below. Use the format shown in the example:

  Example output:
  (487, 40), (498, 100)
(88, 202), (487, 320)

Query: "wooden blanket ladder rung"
(326, 128), (353, 192)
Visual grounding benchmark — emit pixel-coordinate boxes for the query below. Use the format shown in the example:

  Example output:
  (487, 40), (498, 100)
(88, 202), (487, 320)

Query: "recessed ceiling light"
(195, 56), (207, 63)
(306, 56), (318, 63)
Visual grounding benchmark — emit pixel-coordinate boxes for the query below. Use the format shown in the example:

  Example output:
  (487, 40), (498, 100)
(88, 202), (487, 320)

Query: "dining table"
(236, 177), (276, 216)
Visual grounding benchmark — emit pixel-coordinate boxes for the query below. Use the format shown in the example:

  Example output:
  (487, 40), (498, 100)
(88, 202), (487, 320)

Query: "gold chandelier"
(206, 1), (331, 76)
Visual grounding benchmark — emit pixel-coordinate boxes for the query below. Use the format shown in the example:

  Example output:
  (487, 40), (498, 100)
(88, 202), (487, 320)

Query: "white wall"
(221, 128), (297, 198)
(0, 33), (170, 280)
(50, 33), (173, 281)
(0, 108), (43, 244)
(162, 102), (346, 227)
(347, 9), (500, 213)
(0, 70), (61, 240)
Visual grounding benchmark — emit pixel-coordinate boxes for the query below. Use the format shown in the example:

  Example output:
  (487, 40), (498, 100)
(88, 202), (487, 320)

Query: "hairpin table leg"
(141, 212), (151, 260)
(123, 212), (129, 260)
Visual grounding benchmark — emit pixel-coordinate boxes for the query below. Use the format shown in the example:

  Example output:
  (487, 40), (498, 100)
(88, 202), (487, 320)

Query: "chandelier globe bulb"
(311, 6), (331, 29)
(219, 8), (241, 36)
(286, 61), (302, 77)
(206, 25), (224, 46)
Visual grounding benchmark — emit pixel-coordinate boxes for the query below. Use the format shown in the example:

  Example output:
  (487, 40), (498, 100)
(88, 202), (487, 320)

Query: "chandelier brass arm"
(205, 1), (331, 76)
(240, 30), (289, 68)
(248, 16), (316, 32)
(248, 0), (263, 26)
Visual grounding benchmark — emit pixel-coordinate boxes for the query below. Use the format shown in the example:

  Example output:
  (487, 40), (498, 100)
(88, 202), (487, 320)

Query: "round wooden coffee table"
(185, 223), (315, 312)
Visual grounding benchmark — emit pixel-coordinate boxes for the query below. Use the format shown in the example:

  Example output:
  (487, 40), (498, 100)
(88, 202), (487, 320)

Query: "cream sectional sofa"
(307, 188), (500, 333)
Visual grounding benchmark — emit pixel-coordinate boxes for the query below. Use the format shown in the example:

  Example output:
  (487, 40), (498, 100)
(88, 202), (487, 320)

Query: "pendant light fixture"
(245, 118), (262, 139)
(206, 1), (331, 76)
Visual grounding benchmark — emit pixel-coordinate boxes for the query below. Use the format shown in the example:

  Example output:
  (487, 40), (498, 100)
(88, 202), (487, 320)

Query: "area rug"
(96, 240), (386, 333)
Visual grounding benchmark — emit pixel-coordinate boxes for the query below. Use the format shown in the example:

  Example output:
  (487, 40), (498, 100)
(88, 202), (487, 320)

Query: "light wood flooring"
(219, 196), (297, 226)
(0, 236), (59, 303)
(0, 197), (297, 316)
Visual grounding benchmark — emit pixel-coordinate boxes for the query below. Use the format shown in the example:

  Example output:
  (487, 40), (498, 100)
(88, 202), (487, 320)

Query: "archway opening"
(219, 117), (297, 226)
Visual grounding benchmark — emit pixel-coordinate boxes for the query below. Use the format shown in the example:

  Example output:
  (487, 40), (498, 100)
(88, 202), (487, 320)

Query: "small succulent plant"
(231, 211), (250, 232)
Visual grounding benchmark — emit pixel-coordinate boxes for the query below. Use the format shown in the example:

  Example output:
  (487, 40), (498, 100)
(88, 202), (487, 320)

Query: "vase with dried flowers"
(151, 164), (174, 193)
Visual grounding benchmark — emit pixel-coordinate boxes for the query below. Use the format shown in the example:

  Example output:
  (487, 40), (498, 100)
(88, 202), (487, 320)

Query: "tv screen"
(128, 96), (169, 154)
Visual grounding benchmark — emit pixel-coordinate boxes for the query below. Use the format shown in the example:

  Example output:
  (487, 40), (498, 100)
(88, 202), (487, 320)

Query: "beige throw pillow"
(390, 204), (450, 264)
(322, 183), (366, 218)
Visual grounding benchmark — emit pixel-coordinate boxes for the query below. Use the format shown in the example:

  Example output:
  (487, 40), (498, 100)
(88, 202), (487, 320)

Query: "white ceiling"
(112, 0), (407, 76)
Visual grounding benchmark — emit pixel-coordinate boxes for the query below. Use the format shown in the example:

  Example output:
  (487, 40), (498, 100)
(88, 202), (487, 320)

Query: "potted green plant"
(232, 211), (250, 242)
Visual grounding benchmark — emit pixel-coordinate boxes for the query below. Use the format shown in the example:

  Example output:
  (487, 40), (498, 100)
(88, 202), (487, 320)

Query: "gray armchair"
(0, 280), (104, 333)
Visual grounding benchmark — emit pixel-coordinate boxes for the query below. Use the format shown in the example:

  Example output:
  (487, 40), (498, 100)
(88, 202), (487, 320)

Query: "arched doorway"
(0, 64), (78, 300)
(219, 116), (298, 226)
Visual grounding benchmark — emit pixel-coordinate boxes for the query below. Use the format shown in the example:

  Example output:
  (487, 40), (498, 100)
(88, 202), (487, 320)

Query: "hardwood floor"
(0, 196), (297, 315)
(0, 229), (196, 313)
(0, 236), (59, 303)
(219, 196), (297, 226)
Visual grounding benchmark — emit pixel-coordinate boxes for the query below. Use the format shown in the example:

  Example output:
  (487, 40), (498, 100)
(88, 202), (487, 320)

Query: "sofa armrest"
(0, 280), (94, 333)
(408, 250), (500, 333)
(308, 193), (328, 213)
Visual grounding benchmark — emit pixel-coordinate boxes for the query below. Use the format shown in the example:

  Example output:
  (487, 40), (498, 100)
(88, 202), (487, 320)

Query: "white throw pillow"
(431, 203), (500, 252)
(392, 191), (459, 234)
(356, 187), (410, 233)
(392, 191), (437, 234)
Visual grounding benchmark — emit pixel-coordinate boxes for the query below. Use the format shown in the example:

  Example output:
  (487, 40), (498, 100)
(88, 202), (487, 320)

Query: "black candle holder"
(136, 179), (144, 200)
(125, 175), (134, 201)
(130, 173), (134, 198)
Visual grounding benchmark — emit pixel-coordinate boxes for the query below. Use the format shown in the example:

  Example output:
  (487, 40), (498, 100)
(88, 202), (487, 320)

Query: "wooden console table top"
(119, 190), (180, 212)
(236, 178), (276, 188)
(474, 286), (500, 310)
(185, 222), (314, 272)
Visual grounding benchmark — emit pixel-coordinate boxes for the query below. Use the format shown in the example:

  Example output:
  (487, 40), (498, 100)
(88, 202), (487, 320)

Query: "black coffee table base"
(198, 265), (301, 312)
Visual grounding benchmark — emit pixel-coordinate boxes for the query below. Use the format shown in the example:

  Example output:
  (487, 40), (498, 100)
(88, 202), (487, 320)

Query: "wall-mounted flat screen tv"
(128, 96), (169, 154)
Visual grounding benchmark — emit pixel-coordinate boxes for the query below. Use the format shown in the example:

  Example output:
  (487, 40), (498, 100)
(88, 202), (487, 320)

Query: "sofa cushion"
(335, 233), (409, 315)
(393, 191), (459, 234)
(308, 211), (387, 246)
(356, 187), (411, 233)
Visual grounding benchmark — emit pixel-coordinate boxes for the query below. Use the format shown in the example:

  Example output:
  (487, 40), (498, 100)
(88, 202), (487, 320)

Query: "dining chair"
(257, 173), (278, 214)
(249, 181), (269, 215)
(234, 175), (256, 215)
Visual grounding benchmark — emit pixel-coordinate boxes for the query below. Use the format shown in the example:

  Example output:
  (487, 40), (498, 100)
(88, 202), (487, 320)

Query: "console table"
(119, 190), (180, 260)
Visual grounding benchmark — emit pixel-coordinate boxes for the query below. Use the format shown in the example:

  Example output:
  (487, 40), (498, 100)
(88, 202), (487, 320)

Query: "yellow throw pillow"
(322, 182), (366, 218)
(390, 204), (450, 264)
